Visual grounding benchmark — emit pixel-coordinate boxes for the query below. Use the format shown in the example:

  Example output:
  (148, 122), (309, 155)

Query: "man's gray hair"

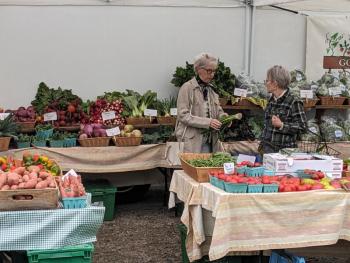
(267, 65), (291, 90)
(193, 53), (218, 73)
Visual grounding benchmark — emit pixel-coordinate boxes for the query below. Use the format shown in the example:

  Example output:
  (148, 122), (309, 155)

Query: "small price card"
(234, 88), (248, 97)
(0, 113), (10, 120)
(144, 109), (157, 117)
(309, 127), (318, 133)
(106, 127), (120, 137)
(63, 169), (78, 179)
(44, 112), (57, 121)
(335, 130), (343, 138)
(329, 87), (342, 96)
(102, 111), (116, 121)
(224, 163), (235, 175)
(170, 108), (177, 116)
(300, 90), (313, 99)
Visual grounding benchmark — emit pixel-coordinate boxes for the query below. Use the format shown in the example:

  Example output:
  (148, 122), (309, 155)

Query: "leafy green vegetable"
(155, 97), (177, 116)
(122, 90), (157, 117)
(187, 152), (236, 167)
(0, 114), (19, 139)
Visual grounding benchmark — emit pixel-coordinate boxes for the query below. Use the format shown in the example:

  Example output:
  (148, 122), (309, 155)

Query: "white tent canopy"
(252, 0), (350, 13)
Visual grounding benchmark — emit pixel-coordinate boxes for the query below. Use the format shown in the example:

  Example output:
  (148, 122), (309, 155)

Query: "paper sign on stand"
(0, 113), (10, 120)
(106, 127), (120, 137)
(63, 169), (78, 180)
(300, 90), (313, 99)
(44, 112), (58, 121)
(144, 109), (157, 117)
(237, 154), (256, 164)
(170, 108), (177, 116)
(233, 88), (247, 97)
(224, 163), (235, 175)
(102, 111), (116, 121)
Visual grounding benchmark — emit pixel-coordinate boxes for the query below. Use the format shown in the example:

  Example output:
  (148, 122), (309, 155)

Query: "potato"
(11, 185), (19, 190)
(24, 178), (37, 189)
(22, 174), (30, 182)
(0, 173), (7, 189)
(27, 166), (40, 173)
(1, 185), (10, 191)
(7, 173), (21, 186)
(13, 167), (26, 175)
(35, 180), (48, 189)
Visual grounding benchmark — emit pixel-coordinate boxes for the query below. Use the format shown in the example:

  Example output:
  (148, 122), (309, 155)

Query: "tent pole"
(248, 5), (256, 77)
(244, 3), (251, 74)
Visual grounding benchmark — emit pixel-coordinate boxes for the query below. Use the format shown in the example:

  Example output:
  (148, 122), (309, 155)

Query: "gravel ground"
(93, 185), (350, 263)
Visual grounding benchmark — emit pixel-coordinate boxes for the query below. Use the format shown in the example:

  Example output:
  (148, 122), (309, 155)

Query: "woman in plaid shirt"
(259, 65), (307, 154)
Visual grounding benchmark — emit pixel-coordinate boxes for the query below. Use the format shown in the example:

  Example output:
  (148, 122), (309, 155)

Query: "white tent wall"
(0, 4), (247, 109)
(253, 7), (307, 80)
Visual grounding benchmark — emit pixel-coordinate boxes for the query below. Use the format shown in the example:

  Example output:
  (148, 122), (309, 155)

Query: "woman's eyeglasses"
(201, 68), (216, 75)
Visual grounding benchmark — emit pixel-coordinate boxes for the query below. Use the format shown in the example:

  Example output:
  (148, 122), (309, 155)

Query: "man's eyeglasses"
(201, 68), (216, 75)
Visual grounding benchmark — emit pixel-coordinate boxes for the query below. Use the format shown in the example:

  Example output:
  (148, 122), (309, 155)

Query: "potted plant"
(35, 123), (54, 140)
(49, 131), (65, 148)
(0, 114), (19, 151)
(156, 97), (177, 125)
(16, 133), (32, 149)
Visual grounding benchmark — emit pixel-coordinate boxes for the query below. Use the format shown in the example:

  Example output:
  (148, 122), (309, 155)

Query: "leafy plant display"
(300, 119), (320, 142)
(50, 131), (65, 141)
(289, 69), (317, 99)
(31, 82), (86, 127)
(35, 123), (53, 131)
(221, 116), (256, 142)
(339, 120), (350, 140)
(247, 116), (264, 139)
(187, 152), (236, 167)
(0, 115), (19, 139)
(320, 116), (347, 142)
(122, 90), (157, 117)
(142, 126), (174, 144)
(155, 97), (177, 117)
(171, 61), (236, 98)
(316, 71), (349, 97)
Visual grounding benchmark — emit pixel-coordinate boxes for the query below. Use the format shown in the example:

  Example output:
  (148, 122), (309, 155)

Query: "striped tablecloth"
(169, 170), (350, 262)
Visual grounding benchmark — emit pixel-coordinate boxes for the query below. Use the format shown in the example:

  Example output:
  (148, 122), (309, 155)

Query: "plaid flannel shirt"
(261, 88), (307, 150)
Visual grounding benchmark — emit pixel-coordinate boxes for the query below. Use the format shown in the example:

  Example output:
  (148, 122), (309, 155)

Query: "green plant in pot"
(16, 133), (32, 149)
(49, 131), (65, 148)
(0, 114), (19, 151)
(171, 61), (236, 99)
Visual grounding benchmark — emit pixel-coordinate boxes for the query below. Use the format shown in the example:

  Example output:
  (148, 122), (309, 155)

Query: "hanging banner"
(306, 16), (350, 80)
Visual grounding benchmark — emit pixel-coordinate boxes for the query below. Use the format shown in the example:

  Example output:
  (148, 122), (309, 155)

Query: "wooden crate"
(0, 184), (59, 211)
(179, 153), (222, 183)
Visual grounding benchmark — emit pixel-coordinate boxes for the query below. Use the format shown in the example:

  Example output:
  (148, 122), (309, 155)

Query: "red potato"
(24, 171), (30, 175)
(7, 173), (21, 186)
(1, 185), (10, 191)
(35, 180), (48, 189)
(13, 167), (26, 175)
(37, 178), (42, 182)
(24, 178), (37, 189)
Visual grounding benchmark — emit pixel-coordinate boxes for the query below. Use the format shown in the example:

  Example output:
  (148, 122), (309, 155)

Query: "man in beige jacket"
(175, 53), (227, 153)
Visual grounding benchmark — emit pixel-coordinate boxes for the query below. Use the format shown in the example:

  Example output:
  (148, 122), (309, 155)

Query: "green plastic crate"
(84, 180), (117, 221)
(27, 243), (93, 263)
(178, 224), (242, 263)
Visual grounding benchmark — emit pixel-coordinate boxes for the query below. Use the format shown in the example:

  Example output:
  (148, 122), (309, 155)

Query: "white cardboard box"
(263, 153), (343, 175)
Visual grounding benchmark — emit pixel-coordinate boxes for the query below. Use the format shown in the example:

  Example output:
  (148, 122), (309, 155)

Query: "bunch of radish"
(0, 165), (56, 191)
(59, 175), (86, 198)
(89, 99), (125, 126)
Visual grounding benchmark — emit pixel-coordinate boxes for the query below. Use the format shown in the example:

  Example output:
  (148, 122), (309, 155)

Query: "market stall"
(169, 170), (350, 262)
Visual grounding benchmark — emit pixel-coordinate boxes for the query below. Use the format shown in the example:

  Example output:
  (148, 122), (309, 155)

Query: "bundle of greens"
(122, 90), (157, 117)
(339, 120), (350, 140)
(187, 152), (236, 167)
(320, 118), (347, 142)
(300, 119), (320, 142)
(247, 116), (264, 139)
(155, 97), (177, 117)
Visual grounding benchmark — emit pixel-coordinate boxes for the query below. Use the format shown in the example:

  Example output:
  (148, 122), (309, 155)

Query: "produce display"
(13, 106), (36, 123)
(87, 98), (125, 126)
(0, 153), (59, 191)
(79, 123), (107, 139)
(118, 125), (142, 138)
(187, 152), (236, 167)
(59, 174), (86, 198)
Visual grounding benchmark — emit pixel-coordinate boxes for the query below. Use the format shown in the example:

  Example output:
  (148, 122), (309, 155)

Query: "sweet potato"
(1, 185), (10, 191)
(24, 171), (30, 175)
(0, 173), (7, 189)
(39, 171), (50, 179)
(27, 166), (40, 173)
(18, 183), (25, 189)
(29, 172), (38, 180)
(37, 178), (42, 182)
(35, 180), (48, 189)
(49, 182), (56, 188)
(23, 178), (37, 189)
(7, 173), (21, 186)
(13, 167), (26, 175)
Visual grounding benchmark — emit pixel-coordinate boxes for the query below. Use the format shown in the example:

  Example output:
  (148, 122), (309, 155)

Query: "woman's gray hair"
(193, 53), (218, 73)
(267, 65), (291, 90)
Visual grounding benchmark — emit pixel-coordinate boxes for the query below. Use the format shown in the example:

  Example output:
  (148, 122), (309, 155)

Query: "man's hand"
(272, 115), (283, 129)
(210, 119), (222, 130)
